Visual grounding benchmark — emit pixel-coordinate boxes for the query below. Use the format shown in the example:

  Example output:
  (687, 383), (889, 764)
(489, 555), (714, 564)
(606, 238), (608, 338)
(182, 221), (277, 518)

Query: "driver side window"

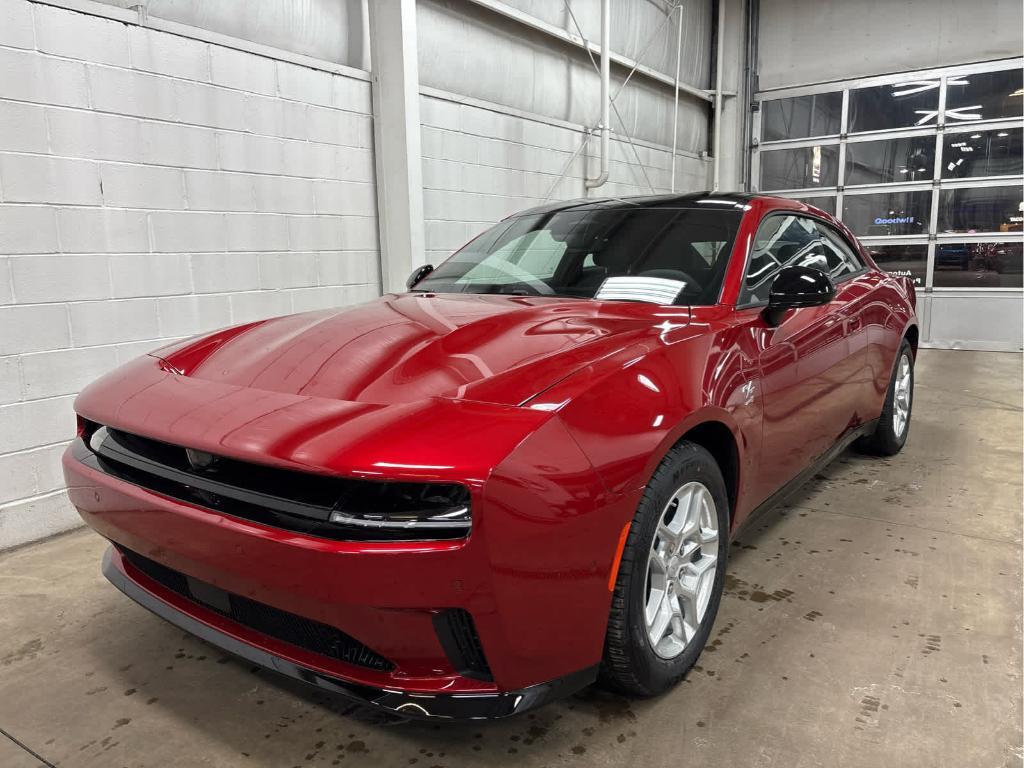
(740, 214), (819, 305)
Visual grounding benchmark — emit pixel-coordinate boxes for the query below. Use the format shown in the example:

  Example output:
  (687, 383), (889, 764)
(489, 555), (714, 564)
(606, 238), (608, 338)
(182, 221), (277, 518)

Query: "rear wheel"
(600, 442), (729, 696)
(855, 339), (914, 456)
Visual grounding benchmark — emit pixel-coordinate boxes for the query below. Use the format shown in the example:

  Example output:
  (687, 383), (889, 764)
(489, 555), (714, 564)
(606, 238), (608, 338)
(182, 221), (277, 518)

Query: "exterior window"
(845, 136), (935, 185)
(761, 92), (842, 141)
(791, 196), (836, 216)
(759, 145), (839, 190)
(741, 215), (836, 304)
(848, 80), (940, 132)
(937, 186), (1024, 234)
(945, 69), (1024, 123)
(754, 61), (1023, 296)
(842, 191), (933, 237)
(942, 128), (1023, 179)
(866, 244), (928, 287)
(817, 225), (864, 278)
(933, 242), (1022, 288)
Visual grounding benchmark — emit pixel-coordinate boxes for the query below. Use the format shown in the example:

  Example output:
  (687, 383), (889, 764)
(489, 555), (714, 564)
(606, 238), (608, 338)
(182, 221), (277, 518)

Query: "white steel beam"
(368, 0), (427, 294)
(463, 0), (731, 102)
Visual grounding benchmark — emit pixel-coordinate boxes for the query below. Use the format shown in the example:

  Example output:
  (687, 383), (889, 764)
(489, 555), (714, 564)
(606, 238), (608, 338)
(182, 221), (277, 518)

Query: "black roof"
(513, 192), (759, 218)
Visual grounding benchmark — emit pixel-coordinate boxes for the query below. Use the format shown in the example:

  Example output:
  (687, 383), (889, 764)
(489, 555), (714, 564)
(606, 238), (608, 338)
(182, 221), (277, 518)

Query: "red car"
(64, 193), (918, 719)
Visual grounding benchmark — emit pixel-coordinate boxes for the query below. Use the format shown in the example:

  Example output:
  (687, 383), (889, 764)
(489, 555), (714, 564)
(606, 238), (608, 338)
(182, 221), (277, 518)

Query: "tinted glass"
(937, 186), (1024, 234)
(761, 92), (843, 141)
(417, 206), (743, 305)
(845, 136), (935, 185)
(791, 195), (836, 216)
(741, 216), (857, 304)
(848, 80), (940, 132)
(759, 145), (839, 190)
(943, 128), (1023, 179)
(945, 69), (1024, 123)
(742, 215), (819, 304)
(842, 191), (933, 236)
(866, 243), (927, 287)
(818, 226), (864, 275)
(934, 242), (1022, 288)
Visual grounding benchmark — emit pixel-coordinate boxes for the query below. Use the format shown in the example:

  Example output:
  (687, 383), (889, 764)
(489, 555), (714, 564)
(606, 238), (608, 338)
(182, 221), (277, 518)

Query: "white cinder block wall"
(0, 0), (379, 549)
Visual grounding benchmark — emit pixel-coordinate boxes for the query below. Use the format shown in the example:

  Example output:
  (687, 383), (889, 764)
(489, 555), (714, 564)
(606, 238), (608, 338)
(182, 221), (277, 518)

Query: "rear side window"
(740, 214), (864, 305)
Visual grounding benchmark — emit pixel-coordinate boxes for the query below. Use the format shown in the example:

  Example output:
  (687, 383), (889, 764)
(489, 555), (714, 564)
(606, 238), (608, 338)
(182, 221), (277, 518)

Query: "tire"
(855, 338), (914, 456)
(599, 441), (729, 696)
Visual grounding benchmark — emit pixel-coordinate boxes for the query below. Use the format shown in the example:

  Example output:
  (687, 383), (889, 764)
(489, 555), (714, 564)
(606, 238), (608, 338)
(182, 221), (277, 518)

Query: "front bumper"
(103, 546), (595, 720)
(63, 400), (631, 716)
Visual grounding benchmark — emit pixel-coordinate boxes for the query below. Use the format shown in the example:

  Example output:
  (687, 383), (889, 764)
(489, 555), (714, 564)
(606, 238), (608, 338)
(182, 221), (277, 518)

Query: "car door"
(734, 213), (862, 504)
(815, 223), (878, 423)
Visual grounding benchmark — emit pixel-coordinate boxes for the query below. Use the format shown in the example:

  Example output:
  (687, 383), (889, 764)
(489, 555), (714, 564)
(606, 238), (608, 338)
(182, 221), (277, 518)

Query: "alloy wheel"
(893, 352), (912, 437)
(644, 481), (719, 659)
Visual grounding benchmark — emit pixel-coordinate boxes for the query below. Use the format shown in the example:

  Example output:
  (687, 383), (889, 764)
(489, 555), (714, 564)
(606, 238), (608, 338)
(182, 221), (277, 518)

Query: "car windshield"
(415, 205), (744, 305)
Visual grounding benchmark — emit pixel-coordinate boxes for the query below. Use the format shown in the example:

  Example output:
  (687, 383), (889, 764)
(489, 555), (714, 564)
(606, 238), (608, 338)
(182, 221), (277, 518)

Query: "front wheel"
(855, 339), (914, 456)
(599, 442), (729, 696)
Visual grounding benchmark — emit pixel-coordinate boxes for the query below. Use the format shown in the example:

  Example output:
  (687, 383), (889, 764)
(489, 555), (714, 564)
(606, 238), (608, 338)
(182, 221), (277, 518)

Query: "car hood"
(153, 293), (678, 407)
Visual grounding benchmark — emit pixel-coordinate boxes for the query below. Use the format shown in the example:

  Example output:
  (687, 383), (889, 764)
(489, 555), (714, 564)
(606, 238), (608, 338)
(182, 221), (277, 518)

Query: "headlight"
(329, 482), (472, 531)
(80, 423), (472, 541)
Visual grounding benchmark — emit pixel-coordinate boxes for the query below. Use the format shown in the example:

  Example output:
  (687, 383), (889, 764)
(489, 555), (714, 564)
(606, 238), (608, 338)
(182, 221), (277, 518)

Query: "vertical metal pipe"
(585, 0), (611, 189)
(711, 0), (725, 191)
(740, 0), (759, 191)
(670, 3), (683, 192)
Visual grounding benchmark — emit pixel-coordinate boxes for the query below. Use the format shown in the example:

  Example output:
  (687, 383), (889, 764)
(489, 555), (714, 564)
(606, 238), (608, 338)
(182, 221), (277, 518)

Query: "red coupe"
(64, 193), (918, 719)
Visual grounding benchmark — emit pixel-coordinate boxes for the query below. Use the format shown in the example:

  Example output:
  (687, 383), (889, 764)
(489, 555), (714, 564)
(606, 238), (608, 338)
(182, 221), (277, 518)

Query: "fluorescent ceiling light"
(891, 80), (940, 96)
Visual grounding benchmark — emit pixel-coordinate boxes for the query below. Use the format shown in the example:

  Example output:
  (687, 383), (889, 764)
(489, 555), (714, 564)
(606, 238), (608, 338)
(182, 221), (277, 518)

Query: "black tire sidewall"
(874, 340), (915, 454)
(622, 444), (730, 694)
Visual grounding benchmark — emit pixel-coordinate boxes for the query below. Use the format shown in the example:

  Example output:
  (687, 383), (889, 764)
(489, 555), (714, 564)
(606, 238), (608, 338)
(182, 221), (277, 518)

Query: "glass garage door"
(752, 60), (1024, 296)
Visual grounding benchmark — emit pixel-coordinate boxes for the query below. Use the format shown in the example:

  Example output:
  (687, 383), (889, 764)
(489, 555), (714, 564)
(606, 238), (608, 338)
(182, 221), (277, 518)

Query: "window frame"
(751, 56), (1023, 294)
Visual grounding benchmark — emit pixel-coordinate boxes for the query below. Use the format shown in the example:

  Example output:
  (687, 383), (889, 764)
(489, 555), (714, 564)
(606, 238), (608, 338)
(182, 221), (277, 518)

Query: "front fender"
(525, 334), (760, 525)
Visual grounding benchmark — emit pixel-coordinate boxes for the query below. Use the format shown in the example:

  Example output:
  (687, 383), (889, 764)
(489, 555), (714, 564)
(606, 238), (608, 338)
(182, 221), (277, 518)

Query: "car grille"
(119, 546), (395, 673)
(78, 423), (470, 542)
(433, 608), (492, 680)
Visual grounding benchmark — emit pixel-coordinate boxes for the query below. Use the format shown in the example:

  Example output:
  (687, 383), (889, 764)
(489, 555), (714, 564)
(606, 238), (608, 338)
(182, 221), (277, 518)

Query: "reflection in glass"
(934, 242), (1022, 288)
(945, 69), (1024, 123)
(759, 145), (839, 190)
(842, 191), (932, 236)
(848, 80), (939, 132)
(867, 244), (928, 287)
(789, 196), (836, 216)
(416, 206), (743, 305)
(762, 92), (843, 141)
(845, 136), (935, 185)
(937, 186), (1024, 233)
(741, 215), (819, 304)
(942, 128), (1023, 179)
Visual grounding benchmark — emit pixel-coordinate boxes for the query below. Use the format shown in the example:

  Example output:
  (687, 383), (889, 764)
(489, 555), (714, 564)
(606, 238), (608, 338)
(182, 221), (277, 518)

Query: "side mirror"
(406, 264), (434, 291)
(764, 265), (836, 326)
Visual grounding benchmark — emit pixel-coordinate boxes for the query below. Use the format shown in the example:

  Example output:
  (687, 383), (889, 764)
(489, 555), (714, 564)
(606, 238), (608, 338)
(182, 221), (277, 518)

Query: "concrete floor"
(1, 349), (1021, 768)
